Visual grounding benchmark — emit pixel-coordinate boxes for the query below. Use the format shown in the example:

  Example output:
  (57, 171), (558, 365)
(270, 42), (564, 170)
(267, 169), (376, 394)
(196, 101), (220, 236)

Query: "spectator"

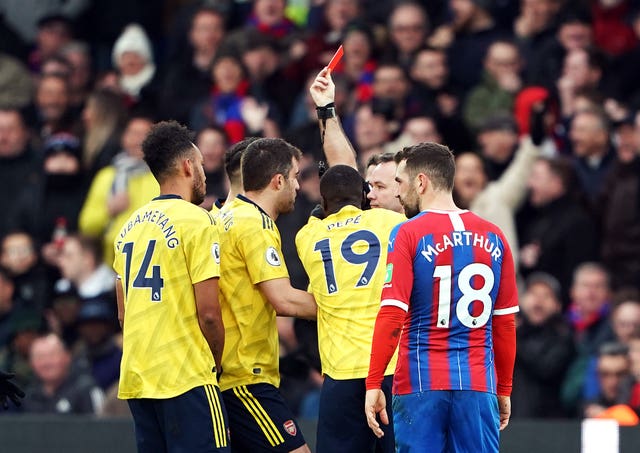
(22, 333), (104, 414)
(569, 262), (615, 355)
(240, 30), (295, 126)
(518, 157), (598, 299)
(8, 133), (85, 248)
(111, 23), (160, 112)
(476, 115), (520, 180)
(397, 115), (443, 147)
(384, 1), (430, 70)
(371, 62), (418, 125)
(59, 41), (93, 110)
(74, 298), (121, 392)
(463, 40), (523, 131)
(591, 0), (637, 57)
(514, 0), (559, 68)
(610, 8), (640, 105)
(81, 89), (127, 180)
(55, 234), (115, 304)
(245, 0), (298, 42)
(190, 53), (255, 143)
(0, 52), (33, 109)
(328, 21), (377, 106)
(0, 108), (40, 238)
(454, 135), (540, 267)
(159, 7), (226, 124)
(431, 0), (509, 93)
(408, 46), (472, 151)
(599, 113), (640, 288)
(28, 14), (74, 74)
(0, 309), (44, 388)
(293, 0), (360, 78)
(0, 232), (50, 311)
(569, 108), (616, 204)
(512, 272), (575, 418)
(79, 116), (157, 265)
(528, 9), (593, 88)
(196, 125), (229, 210)
(557, 47), (605, 119)
(583, 342), (634, 418)
(30, 73), (76, 140)
(352, 103), (392, 168)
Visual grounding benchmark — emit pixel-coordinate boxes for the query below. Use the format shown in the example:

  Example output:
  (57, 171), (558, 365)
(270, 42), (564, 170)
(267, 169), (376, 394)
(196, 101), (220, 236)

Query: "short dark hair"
(394, 142), (455, 191)
(142, 121), (195, 184)
(225, 137), (260, 184)
(537, 156), (575, 192)
(598, 342), (629, 358)
(68, 234), (102, 266)
(241, 138), (302, 192)
(320, 165), (365, 208)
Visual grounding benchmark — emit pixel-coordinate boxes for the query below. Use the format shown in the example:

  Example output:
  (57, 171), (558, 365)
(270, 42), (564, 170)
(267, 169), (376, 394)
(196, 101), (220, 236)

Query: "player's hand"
(0, 371), (25, 409)
(365, 389), (388, 438)
(497, 395), (511, 431)
(309, 67), (335, 107)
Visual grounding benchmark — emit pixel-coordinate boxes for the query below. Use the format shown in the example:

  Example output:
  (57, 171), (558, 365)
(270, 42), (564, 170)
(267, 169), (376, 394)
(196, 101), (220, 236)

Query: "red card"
(327, 45), (344, 73)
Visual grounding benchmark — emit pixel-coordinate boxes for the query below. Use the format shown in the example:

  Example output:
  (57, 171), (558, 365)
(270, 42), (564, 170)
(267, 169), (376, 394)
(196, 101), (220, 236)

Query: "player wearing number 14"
(365, 143), (519, 453)
(114, 121), (229, 452)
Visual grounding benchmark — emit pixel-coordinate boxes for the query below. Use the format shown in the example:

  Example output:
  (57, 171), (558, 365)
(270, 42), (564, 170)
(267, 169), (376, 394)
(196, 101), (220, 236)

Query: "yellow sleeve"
(183, 211), (220, 284)
(238, 226), (289, 284)
(79, 167), (115, 237)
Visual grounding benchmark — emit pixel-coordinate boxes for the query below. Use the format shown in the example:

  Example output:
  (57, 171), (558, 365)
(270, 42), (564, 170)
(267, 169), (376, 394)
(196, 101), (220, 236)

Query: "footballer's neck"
(244, 190), (279, 220)
(160, 181), (194, 204)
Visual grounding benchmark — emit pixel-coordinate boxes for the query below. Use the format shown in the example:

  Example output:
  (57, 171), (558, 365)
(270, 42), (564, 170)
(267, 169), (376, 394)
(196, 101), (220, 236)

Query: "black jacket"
(512, 314), (576, 418)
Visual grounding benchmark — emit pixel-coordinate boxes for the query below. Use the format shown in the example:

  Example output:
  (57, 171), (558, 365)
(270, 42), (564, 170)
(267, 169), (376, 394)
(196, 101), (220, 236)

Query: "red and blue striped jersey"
(381, 210), (518, 395)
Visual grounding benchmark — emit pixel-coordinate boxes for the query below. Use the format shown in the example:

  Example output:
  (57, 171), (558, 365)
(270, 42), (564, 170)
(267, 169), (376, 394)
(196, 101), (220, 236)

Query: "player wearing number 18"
(365, 143), (519, 453)
(295, 165), (404, 453)
(113, 121), (229, 452)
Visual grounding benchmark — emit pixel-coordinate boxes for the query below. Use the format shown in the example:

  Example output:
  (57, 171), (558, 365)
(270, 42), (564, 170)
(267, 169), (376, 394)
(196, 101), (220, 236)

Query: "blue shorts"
(127, 384), (230, 453)
(221, 383), (306, 452)
(317, 374), (394, 453)
(392, 390), (499, 453)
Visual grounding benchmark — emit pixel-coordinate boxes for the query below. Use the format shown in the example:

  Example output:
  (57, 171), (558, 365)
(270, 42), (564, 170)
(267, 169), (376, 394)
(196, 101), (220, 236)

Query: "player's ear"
(182, 157), (194, 177)
(271, 173), (284, 190)
(416, 173), (429, 194)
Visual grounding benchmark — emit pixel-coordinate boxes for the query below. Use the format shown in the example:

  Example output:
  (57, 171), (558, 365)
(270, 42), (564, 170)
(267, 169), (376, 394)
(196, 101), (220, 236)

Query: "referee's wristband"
(316, 102), (336, 120)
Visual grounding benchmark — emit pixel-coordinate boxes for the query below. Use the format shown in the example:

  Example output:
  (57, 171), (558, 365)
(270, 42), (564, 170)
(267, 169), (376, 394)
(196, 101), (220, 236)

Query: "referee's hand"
(365, 389), (388, 438)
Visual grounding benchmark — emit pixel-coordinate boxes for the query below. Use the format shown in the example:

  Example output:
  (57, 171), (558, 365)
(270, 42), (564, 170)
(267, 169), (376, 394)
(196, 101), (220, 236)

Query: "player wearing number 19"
(295, 165), (404, 453)
(365, 143), (519, 453)
(113, 121), (230, 452)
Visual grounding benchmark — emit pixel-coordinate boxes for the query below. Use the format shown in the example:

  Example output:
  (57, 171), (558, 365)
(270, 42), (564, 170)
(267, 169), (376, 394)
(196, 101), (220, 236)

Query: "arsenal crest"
(283, 420), (297, 436)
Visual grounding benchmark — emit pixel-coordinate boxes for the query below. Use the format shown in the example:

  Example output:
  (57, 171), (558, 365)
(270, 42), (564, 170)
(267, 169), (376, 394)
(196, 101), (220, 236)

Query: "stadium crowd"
(0, 0), (639, 424)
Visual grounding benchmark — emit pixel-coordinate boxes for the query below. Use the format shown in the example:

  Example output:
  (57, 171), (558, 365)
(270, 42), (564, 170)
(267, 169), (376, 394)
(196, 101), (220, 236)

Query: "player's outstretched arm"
(195, 278), (225, 369)
(309, 67), (357, 169)
(258, 278), (317, 320)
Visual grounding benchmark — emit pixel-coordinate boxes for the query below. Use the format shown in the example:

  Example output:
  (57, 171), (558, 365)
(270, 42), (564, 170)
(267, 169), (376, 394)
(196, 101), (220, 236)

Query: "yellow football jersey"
(210, 198), (226, 218)
(113, 194), (221, 399)
(218, 195), (290, 391)
(295, 205), (405, 380)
